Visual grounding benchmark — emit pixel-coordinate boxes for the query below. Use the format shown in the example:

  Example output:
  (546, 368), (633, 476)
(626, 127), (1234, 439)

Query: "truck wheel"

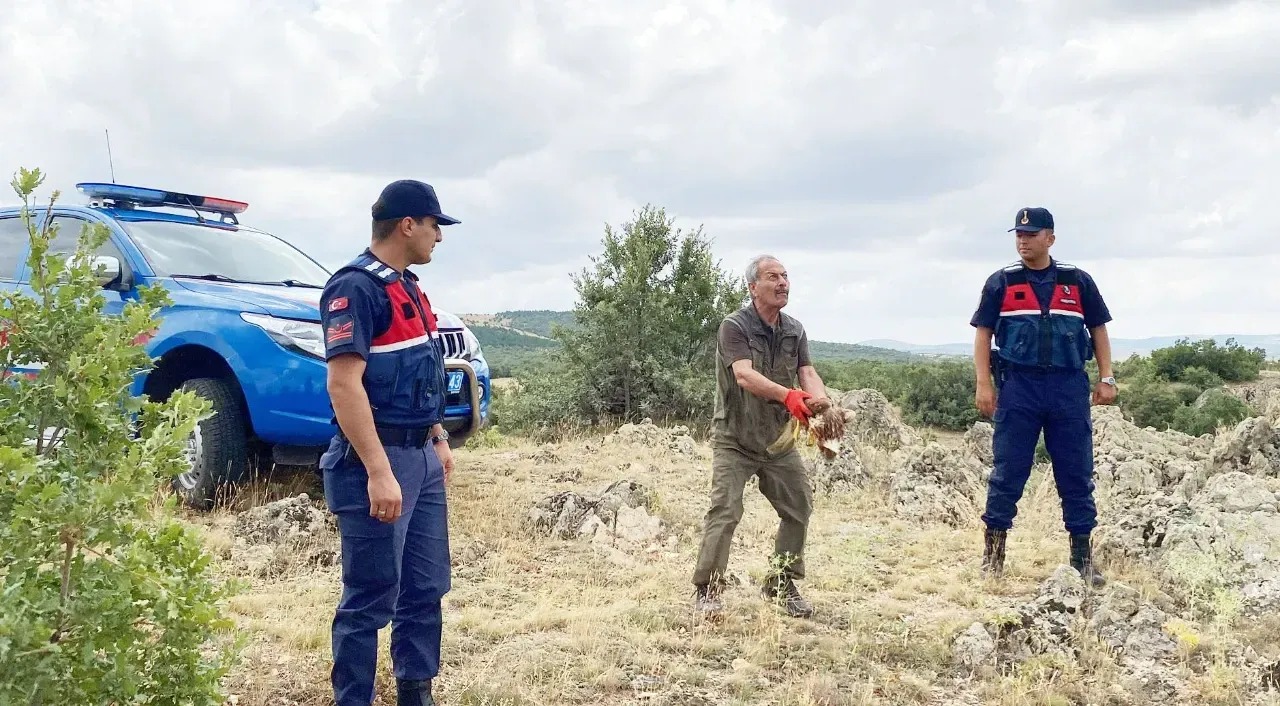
(172, 377), (250, 510)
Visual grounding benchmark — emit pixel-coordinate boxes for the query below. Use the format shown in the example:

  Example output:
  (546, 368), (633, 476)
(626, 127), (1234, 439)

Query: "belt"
(339, 425), (432, 448)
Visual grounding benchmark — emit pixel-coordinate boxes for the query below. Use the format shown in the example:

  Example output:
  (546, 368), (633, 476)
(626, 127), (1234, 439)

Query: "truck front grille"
(439, 329), (466, 359)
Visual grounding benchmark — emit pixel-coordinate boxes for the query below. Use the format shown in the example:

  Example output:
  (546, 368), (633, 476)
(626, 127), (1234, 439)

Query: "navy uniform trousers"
(982, 366), (1098, 535)
(320, 436), (452, 706)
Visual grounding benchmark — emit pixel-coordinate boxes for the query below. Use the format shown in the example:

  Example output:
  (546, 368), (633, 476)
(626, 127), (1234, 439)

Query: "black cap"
(371, 179), (460, 225)
(1009, 207), (1053, 232)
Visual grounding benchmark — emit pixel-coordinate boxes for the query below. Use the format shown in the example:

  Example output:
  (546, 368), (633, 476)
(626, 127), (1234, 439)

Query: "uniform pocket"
(363, 354), (400, 409)
(336, 513), (398, 592)
(1051, 318), (1087, 369)
(409, 345), (444, 413)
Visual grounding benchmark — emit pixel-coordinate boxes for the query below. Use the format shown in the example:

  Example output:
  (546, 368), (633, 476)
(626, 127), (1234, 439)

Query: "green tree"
(515, 205), (748, 430)
(1151, 337), (1266, 383)
(0, 168), (237, 704)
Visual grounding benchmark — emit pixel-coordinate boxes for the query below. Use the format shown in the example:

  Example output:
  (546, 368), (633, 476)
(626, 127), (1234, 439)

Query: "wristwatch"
(430, 429), (449, 445)
(1100, 376), (1116, 386)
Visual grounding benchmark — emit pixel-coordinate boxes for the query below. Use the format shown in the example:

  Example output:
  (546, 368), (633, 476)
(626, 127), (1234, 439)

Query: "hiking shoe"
(1070, 533), (1107, 588)
(694, 584), (723, 617)
(762, 575), (813, 618)
(981, 527), (1007, 579)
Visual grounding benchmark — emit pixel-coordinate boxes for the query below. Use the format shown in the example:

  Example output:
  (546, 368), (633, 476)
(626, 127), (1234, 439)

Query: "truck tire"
(172, 377), (250, 510)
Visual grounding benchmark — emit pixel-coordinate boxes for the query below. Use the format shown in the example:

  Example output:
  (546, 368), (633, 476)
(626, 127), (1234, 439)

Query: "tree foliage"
(0, 168), (238, 704)
(815, 359), (982, 431)
(500, 205), (747, 434)
(1150, 337), (1266, 383)
(1114, 337), (1263, 435)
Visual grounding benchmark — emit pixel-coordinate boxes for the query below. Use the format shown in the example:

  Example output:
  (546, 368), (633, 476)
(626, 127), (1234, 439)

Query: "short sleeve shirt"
(970, 259), (1112, 330)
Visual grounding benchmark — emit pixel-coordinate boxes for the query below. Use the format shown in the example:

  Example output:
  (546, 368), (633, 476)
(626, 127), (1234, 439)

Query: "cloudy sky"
(2, 0), (1277, 346)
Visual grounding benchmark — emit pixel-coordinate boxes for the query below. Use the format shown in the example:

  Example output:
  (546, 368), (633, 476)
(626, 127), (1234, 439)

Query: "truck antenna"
(105, 129), (116, 183)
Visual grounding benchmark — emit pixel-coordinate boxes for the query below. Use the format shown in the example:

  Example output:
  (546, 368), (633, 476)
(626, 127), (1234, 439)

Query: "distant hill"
(862, 334), (1280, 359)
(462, 310), (925, 373)
(807, 339), (920, 362)
(472, 310), (576, 339)
(466, 325), (558, 349)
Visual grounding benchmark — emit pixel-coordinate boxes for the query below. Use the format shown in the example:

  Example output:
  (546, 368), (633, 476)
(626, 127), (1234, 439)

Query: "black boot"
(981, 527), (1007, 578)
(1070, 533), (1106, 588)
(397, 679), (435, 706)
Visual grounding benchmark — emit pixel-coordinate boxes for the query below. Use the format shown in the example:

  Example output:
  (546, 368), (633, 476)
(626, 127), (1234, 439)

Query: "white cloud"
(0, 0), (1276, 346)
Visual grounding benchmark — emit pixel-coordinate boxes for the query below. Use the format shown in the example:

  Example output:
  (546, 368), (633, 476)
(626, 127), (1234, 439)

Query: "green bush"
(1170, 389), (1251, 437)
(814, 359), (980, 431)
(1116, 338), (1266, 434)
(0, 168), (238, 704)
(1151, 338), (1266, 383)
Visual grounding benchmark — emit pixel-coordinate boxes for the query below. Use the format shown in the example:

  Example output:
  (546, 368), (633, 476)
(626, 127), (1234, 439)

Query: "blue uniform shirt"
(970, 259), (1112, 331)
(320, 250), (447, 429)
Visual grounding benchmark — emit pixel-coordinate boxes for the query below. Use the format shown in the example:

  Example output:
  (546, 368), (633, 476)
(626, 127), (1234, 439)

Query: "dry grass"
(180, 430), (1280, 706)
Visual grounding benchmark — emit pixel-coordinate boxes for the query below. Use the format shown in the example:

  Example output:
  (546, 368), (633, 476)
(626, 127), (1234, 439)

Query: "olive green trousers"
(692, 445), (813, 587)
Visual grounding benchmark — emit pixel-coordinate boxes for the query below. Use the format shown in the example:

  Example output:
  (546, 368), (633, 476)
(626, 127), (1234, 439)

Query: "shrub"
(0, 168), (238, 704)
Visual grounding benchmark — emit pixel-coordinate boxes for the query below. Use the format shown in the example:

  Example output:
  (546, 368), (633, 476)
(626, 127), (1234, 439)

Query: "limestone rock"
(952, 622), (996, 670)
(962, 421), (994, 469)
(526, 479), (664, 550)
(1208, 417), (1280, 477)
(832, 388), (922, 452)
(233, 493), (332, 546)
(605, 418), (698, 456)
(889, 442), (985, 526)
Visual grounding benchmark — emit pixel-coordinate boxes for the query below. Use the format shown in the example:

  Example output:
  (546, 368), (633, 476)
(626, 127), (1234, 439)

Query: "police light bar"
(76, 182), (249, 215)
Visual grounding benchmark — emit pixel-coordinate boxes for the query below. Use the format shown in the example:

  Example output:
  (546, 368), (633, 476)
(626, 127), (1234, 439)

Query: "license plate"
(447, 371), (464, 394)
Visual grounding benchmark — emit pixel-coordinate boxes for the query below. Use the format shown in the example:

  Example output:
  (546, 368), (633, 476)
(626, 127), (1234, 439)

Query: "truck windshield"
(122, 220), (331, 287)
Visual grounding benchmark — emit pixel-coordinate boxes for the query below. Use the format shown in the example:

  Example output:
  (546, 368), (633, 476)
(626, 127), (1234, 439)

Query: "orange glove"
(784, 389), (813, 423)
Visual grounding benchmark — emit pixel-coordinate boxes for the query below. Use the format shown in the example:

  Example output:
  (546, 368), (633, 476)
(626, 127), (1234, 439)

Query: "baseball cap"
(1009, 207), (1053, 232)
(371, 179), (460, 226)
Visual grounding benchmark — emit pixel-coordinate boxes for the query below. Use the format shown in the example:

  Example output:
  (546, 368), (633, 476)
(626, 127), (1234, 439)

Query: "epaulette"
(1055, 261), (1077, 271)
(337, 253), (402, 284)
(1001, 261), (1024, 273)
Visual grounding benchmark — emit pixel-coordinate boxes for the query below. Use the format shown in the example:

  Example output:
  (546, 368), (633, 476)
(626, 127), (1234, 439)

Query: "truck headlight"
(241, 313), (325, 360)
(461, 327), (484, 362)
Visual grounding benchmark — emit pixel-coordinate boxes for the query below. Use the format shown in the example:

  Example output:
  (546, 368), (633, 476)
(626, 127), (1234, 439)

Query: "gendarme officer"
(970, 206), (1116, 587)
(319, 179), (459, 706)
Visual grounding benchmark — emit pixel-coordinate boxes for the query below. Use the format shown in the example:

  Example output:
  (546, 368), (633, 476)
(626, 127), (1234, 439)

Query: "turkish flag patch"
(329, 296), (349, 312)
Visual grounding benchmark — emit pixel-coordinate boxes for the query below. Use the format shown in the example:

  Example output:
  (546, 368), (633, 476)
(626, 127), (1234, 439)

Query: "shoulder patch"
(325, 313), (355, 346)
(328, 296), (349, 312)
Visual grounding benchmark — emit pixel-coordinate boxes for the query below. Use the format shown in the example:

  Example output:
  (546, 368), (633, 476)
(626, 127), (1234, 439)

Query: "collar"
(745, 302), (790, 335)
(359, 248), (419, 283)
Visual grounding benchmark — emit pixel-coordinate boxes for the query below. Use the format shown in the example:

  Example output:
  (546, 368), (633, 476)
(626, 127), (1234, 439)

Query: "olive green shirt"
(711, 304), (812, 460)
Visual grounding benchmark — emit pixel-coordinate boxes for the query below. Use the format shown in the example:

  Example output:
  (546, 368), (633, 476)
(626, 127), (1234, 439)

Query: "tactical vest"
(711, 306), (803, 459)
(994, 262), (1093, 370)
(335, 252), (447, 429)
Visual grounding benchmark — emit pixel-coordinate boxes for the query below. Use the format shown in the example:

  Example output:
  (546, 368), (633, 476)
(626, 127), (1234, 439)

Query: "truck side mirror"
(89, 255), (122, 287)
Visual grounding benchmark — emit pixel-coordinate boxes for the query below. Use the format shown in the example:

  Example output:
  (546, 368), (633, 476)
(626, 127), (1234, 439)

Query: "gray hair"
(745, 254), (780, 284)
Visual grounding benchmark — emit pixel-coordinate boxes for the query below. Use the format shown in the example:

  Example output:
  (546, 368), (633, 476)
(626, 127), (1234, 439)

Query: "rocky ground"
(190, 385), (1280, 705)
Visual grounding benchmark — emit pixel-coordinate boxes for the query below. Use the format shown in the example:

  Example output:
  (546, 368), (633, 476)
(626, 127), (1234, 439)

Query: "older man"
(691, 254), (831, 619)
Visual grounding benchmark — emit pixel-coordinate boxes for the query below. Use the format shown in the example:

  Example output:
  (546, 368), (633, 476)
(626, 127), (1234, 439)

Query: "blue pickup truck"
(0, 182), (491, 509)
